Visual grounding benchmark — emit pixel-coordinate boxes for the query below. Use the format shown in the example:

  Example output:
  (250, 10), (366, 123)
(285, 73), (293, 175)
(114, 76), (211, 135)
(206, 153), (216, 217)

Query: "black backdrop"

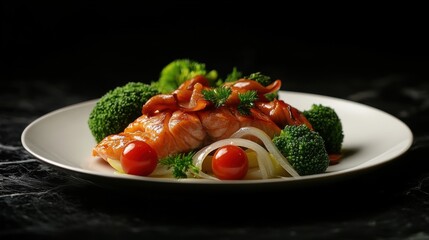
(3, 2), (428, 97)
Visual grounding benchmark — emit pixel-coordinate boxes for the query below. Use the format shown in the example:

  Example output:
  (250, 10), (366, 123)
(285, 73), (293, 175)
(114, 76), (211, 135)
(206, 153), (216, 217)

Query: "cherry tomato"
(120, 140), (158, 176)
(211, 145), (248, 180)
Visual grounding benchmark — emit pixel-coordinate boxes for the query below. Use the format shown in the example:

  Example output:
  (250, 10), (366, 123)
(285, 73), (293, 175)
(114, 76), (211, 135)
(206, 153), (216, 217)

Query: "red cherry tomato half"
(211, 145), (248, 180)
(120, 140), (158, 176)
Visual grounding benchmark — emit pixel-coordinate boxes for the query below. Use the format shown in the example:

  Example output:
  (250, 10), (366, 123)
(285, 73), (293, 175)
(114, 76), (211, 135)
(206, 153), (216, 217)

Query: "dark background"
(3, 2), (428, 98)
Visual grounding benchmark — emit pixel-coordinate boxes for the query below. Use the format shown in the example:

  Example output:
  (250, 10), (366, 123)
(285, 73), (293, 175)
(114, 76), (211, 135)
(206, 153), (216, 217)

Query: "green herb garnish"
(238, 90), (258, 115)
(202, 86), (232, 108)
(159, 152), (199, 178)
(245, 72), (272, 86)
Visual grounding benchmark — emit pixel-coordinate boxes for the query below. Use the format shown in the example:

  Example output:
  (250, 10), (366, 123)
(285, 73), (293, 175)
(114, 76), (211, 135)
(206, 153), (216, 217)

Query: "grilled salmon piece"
(198, 107), (281, 144)
(92, 106), (282, 161)
(93, 111), (206, 160)
(92, 77), (311, 162)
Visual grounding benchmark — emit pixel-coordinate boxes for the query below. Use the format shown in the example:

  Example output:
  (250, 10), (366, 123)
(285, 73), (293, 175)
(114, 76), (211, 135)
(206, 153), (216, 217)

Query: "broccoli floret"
(244, 72), (278, 101)
(303, 104), (344, 154)
(88, 82), (159, 143)
(152, 59), (218, 94)
(272, 124), (329, 175)
(244, 72), (273, 86)
(224, 67), (243, 83)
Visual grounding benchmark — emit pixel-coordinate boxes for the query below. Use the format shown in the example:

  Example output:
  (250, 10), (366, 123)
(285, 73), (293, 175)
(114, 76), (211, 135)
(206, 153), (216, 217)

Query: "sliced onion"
(107, 158), (124, 173)
(230, 127), (300, 177)
(243, 168), (263, 180)
(149, 165), (174, 177)
(192, 138), (275, 180)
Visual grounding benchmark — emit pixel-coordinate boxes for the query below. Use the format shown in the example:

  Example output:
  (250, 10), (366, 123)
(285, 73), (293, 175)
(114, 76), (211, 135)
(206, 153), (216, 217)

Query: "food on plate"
(120, 140), (158, 176)
(210, 144), (249, 180)
(151, 59), (218, 94)
(88, 82), (159, 143)
(303, 104), (344, 164)
(272, 125), (329, 175)
(89, 59), (344, 180)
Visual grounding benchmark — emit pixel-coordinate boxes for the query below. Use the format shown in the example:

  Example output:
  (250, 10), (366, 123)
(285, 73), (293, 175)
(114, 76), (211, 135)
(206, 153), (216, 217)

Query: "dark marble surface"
(2, 2), (429, 240)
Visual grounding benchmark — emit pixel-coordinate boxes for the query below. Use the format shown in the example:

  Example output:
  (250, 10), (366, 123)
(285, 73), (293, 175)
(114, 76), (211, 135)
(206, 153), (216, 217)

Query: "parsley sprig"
(202, 86), (232, 108)
(238, 90), (258, 115)
(159, 152), (199, 178)
(244, 72), (272, 86)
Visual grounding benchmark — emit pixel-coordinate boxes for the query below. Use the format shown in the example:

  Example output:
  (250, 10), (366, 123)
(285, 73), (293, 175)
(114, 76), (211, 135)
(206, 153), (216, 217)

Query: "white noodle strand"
(192, 138), (275, 180)
(230, 127), (300, 177)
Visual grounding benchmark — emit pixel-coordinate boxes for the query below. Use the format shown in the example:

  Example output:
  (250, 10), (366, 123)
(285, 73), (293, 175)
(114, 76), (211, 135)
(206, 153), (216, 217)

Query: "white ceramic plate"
(21, 91), (413, 190)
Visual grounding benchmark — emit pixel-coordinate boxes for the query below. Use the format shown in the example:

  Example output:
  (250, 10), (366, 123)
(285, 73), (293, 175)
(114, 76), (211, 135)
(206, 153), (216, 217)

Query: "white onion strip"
(230, 127), (300, 178)
(192, 138), (275, 180)
(149, 165), (174, 177)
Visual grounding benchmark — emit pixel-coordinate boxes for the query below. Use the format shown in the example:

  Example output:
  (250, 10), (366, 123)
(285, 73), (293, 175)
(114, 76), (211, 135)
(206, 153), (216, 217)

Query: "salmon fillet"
(92, 77), (310, 161)
(92, 107), (281, 161)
